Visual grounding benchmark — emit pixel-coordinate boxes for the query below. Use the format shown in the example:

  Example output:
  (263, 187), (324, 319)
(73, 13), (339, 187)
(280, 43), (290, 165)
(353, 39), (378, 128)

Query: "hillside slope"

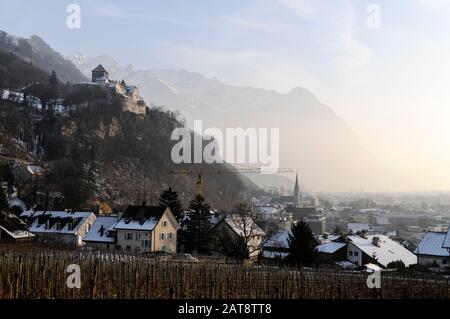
(0, 52), (256, 211)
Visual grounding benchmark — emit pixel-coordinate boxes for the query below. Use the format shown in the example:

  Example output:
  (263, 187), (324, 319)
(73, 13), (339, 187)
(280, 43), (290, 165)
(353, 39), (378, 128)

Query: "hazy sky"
(1, 0), (450, 190)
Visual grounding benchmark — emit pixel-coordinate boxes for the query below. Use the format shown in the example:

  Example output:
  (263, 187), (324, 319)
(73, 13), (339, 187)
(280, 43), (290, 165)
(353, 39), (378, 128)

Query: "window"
(137, 233), (141, 240)
(126, 246), (131, 251)
(163, 221), (168, 227)
(443, 259), (447, 265)
(125, 233), (132, 240)
(143, 240), (150, 248)
(160, 233), (165, 240)
(161, 245), (167, 252)
(354, 251), (359, 257)
(168, 233), (173, 240)
(349, 251), (353, 256)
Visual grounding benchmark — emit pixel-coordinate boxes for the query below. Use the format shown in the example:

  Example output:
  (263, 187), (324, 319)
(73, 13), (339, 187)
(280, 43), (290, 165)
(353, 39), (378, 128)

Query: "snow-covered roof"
(347, 223), (370, 233)
(8, 197), (27, 211)
(414, 232), (450, 257)
(113, 206), (166, 231)
(20, 211), (94, 234)
(442, 226), (450, 249)
(0, 226), (35, 239)
(263, 230), (290, 249)
(0, 212), (34, 239)
(347, 234), (417, 267)
(84, 216), (118, 243)
(315, 242), (346, 254)
(223, 215), (266, 237)
(113, 218), (158, 231)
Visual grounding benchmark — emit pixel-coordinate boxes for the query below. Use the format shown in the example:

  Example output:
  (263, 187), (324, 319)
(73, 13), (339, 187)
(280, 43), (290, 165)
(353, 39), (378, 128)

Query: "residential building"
(0, 212), (35, 243)
(212, 214), (266, 258)
(113, 205), (180, 254)
(414, 231), (450, 268)
(314, 241), (347, 262)
(19, 210), (96, 247)
(83, 215), (119, 251)
(262, 230), (290, 259)
(346, 234), (417, 268)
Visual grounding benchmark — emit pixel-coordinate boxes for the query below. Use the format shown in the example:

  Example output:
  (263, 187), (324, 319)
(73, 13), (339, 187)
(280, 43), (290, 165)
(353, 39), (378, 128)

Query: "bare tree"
(221, 202), (267, 258)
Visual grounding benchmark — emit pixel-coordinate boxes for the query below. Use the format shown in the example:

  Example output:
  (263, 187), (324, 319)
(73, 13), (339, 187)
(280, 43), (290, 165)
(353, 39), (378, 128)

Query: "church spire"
(293, 173), (300, 207)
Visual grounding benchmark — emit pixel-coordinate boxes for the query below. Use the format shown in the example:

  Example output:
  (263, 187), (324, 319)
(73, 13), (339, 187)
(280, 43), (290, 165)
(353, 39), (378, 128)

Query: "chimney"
(360, 230), (368, 239)
(99, 225), (105, 237)
(372, 236), (380, 247)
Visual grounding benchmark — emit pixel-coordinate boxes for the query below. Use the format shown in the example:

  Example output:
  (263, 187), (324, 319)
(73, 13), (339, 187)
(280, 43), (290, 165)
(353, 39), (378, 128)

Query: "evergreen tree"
(288, 220), (317, 265)
(181, 194), (213, 254)
(332, 225), (343, 235)
(0, 184), (9, 212)
(159, 187), (183, 222)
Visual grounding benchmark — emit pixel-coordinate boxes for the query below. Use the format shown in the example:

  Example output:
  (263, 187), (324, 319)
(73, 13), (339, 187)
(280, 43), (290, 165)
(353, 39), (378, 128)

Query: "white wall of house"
(347, 242), (363, 266)
(116, 230), (153, 253)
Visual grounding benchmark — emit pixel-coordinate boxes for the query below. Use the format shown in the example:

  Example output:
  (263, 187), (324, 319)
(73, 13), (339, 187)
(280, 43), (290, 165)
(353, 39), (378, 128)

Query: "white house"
(346, 234), (417, 268)
(113, 205), (180, 254)
(414, 231), (450, 268)
(20, 210), (96, 247)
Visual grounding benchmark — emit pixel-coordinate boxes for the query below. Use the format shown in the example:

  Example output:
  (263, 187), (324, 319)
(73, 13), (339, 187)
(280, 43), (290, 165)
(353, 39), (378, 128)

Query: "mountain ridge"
(69, 53), (384, 191)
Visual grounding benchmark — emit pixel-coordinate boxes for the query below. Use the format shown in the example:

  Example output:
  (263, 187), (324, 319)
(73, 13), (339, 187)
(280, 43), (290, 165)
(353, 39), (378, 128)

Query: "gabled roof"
(84, 216), (118, 243)
(442, 226), (450, 249)
(113, 206), (167, 231)
(0, 212), (34, 239)
(219, 215), (266, 238)
(92, 64), (109, 74)
(20, 211), (94, 234)
(315, 242), (346, 254)
(414, 231), (450, 257)
(347, 234), (417, 267)
(263, 230), (290, 249)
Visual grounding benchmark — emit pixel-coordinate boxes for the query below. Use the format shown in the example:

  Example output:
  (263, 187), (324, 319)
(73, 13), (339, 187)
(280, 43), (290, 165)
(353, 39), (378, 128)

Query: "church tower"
(293, 173), (301, 207)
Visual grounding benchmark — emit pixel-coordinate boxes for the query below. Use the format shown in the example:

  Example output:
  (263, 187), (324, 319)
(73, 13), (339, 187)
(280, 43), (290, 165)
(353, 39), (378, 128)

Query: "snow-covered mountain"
(69, 54), (386, 191)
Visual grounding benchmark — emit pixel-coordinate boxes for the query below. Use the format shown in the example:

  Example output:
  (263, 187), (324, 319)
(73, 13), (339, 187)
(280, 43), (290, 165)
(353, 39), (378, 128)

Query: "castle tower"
(293, 173), (301, 207)
(91, 64), (109, 84)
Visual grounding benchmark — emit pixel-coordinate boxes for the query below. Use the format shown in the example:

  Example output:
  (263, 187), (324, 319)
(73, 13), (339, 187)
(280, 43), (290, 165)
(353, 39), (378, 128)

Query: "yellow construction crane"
(170, 165), (296, 195)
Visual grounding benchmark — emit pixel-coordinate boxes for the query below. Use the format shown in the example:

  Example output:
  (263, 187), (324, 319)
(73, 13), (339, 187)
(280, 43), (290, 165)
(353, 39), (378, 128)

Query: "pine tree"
(288, 220), (317, 265)
(181, 194), (213, 254)
(159, 187), (183, 222)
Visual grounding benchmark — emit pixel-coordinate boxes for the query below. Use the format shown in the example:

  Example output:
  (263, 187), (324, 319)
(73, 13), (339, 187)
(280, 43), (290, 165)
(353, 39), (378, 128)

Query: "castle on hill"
(78, 64), (147, 115)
